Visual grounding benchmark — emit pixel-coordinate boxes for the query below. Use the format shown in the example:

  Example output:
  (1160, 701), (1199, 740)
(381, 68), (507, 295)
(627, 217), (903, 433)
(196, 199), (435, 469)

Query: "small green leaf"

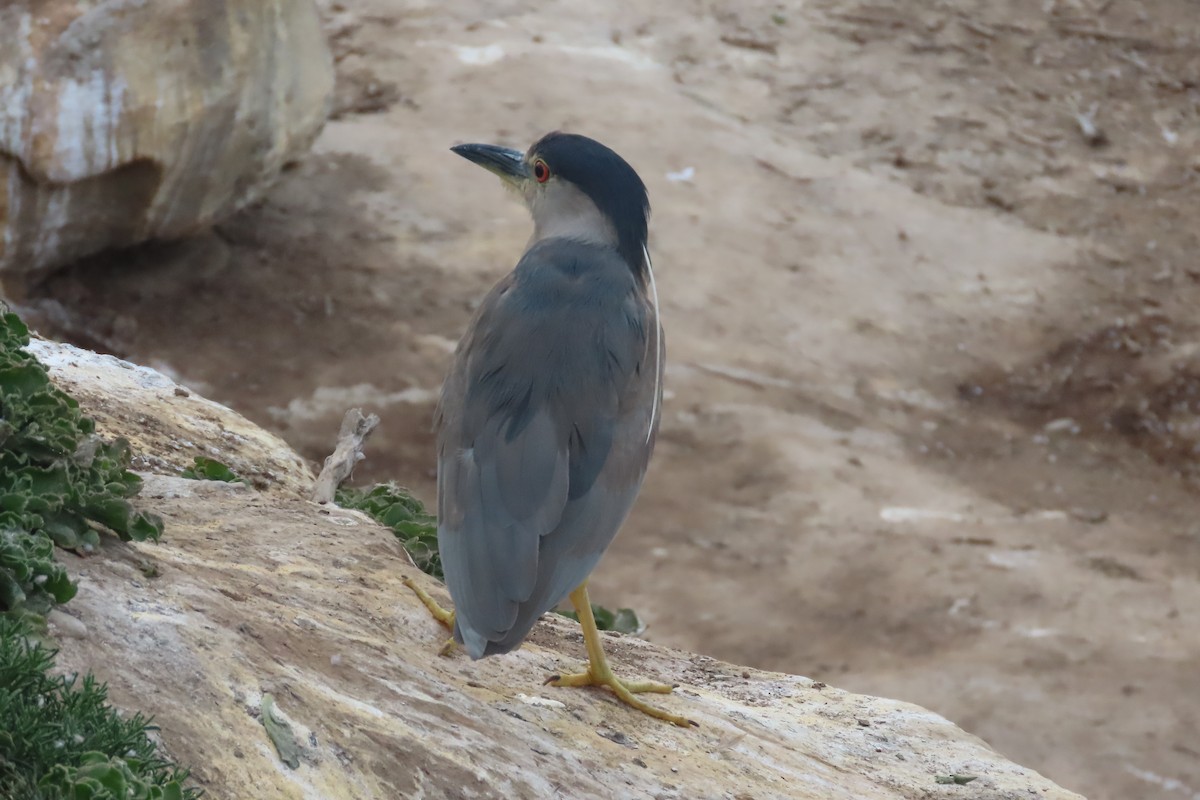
(2, 311), (30, 340)
(556, 603), (645, 634)
(84, 497), (136, 534)
(935, 774), (978, 785)
(44, 517), (84, 549)
(0, 493), (23, 514)
(129, 511), (164, 542)
(83, 759), (130, 793)
(610, 608), (646, 635)
(180, 456), (245, 483)
(380, 504), (416, 527)
(44, 566), (78, 603)
(0, 364), (47, 397)
(393, 520), (432, 538)
(591, 604), (616, 630)
(261, 694), (302, 769)
(0, 569), (27, 608)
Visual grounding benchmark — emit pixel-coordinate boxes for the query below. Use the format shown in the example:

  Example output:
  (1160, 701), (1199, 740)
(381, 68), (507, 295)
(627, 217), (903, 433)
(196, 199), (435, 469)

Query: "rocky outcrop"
(35, 337), (1084, 800)
(0, 1), (333, 285)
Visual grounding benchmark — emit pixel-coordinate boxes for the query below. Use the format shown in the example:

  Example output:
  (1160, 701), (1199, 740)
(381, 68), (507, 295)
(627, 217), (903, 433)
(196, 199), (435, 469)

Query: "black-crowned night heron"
(403, 132), (693, 727)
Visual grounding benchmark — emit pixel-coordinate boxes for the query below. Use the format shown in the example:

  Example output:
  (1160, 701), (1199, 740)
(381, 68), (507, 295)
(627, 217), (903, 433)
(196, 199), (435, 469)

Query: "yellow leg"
(545, 584), (697, 728)
(402, 576), (458, 655)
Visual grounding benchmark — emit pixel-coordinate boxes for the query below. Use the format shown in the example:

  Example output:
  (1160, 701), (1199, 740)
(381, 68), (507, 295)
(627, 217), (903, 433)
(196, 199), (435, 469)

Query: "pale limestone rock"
(27, 338), (314, 493)
(0, 1), (333, 283)
(34, 338), (1083, 800)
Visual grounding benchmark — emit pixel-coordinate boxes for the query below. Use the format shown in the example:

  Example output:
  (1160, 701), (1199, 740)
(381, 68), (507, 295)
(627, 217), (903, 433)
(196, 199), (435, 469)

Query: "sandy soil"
(19, 1), (1200, 798)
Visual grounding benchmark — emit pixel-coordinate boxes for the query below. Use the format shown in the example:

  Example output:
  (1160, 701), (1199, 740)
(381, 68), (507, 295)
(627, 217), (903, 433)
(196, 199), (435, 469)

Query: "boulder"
(0, 1), (333, 286)
(35, 337), (1084, 800)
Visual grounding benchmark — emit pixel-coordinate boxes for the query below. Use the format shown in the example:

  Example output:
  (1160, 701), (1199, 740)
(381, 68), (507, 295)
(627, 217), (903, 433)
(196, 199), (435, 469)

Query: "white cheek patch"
(528, 183), (619, 249)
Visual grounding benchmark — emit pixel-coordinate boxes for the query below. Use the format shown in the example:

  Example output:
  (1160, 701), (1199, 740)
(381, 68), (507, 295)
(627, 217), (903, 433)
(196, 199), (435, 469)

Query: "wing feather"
(435, 239), (660, 658)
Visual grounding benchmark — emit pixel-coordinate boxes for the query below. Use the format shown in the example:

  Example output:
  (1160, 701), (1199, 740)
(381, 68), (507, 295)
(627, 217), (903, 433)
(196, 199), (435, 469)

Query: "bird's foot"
(548, 671), (674, 694)
(545, 666), (697, 727)
(402, 576), (459, 655)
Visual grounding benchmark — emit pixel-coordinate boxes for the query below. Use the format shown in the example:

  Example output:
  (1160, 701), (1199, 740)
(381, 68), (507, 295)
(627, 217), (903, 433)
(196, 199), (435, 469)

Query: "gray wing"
(435, 239), (661, 659)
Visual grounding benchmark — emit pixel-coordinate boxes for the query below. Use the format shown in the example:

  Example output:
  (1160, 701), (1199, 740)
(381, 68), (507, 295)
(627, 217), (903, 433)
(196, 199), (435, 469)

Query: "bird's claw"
(545, 668), (697, 727)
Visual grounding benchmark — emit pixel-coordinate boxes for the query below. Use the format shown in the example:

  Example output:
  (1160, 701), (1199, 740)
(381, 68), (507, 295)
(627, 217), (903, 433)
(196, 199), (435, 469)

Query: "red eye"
(534, 159), (550, 183)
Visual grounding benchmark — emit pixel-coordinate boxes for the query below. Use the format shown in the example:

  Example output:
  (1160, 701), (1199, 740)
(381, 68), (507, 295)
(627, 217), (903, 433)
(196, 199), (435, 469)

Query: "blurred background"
(5, 1), (1199, 798)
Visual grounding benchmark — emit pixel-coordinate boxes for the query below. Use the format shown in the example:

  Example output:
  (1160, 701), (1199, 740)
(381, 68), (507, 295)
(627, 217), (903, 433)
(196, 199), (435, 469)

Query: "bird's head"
(451, 132), (650, 275)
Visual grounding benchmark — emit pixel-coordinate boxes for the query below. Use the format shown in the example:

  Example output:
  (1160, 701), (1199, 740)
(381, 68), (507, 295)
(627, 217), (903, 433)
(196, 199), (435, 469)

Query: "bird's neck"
(527, 186), (648, 280)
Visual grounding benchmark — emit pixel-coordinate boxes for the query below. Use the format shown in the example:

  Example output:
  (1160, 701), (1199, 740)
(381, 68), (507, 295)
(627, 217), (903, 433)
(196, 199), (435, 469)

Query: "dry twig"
(312, 408), (381, 504)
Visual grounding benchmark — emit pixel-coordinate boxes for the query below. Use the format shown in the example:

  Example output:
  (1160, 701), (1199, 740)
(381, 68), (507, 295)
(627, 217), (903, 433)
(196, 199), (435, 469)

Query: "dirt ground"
(16, 1), (1200, 797)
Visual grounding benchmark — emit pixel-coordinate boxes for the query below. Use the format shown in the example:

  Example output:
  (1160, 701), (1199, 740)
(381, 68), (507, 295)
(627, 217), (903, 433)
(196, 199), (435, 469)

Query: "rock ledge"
(37, 338), (1083, 800)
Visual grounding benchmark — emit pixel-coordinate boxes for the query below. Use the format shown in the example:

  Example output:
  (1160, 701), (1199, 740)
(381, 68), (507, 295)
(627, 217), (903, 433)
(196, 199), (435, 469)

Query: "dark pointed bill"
(450, 143), (531, 184)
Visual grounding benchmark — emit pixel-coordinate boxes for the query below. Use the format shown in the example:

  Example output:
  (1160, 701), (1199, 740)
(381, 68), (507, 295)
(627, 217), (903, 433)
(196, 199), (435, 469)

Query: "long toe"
(617, 678), (675, 695)
(545, 669), (697, 728)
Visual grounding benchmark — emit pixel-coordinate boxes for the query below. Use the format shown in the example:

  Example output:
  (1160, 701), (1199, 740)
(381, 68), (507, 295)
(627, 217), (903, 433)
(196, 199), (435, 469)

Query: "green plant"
(0, 617), (198, 800)
(179, 457), (244, 484)
(335, 483), (441, 579)
(935, 774), (978, 785)
(0, 312), (164, 616)
(260, 694), (300, 770)
(0, 308), (195, 798)
(37, 752), (186, 800)
(556, 604), (646, 635)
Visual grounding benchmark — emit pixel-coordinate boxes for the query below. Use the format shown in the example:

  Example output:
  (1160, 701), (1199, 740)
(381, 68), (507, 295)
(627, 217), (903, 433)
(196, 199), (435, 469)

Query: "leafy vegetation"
(335, 483), (441, 579)
(0, 308), (196, 799)
(179, 457), (244, 484)
(557, 604), (646, 635)
(37, 752), (185, 800)
(0, 618), (197, 800)
(1, 311), (163, 618)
